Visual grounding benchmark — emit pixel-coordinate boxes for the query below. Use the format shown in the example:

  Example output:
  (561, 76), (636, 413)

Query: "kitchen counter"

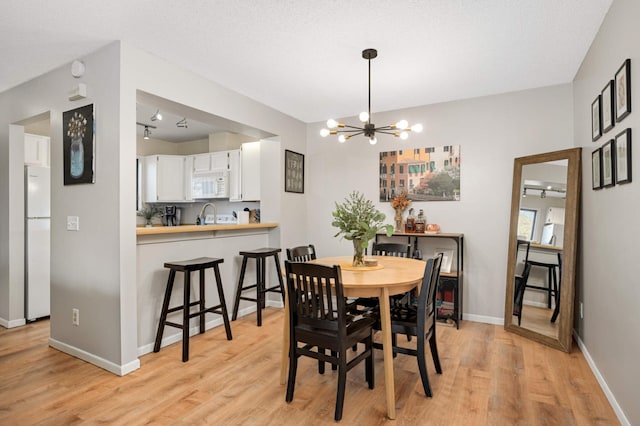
(136, 222), (277, 235)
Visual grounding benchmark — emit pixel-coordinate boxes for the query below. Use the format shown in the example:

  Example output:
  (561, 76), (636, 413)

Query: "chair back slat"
(285, 261), (344, 333)
(418, 253), (443, 323)
(371, 242), (410, 258)
(287, 244), (318, 262)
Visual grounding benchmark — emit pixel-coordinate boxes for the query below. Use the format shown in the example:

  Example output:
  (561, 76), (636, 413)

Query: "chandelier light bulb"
(395, 120), (408, 130)
(327, 119), (338, 129)
(359, 111), (369, 122)
(338, 134), (346, 143)
(320, 128), (330, 137)
(411, 123), (423, 133)
(369, 136), (377, 145)
(400, 131), (409, 140)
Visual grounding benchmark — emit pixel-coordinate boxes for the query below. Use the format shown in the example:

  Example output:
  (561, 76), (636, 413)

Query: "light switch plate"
(67, 216), (80, 231)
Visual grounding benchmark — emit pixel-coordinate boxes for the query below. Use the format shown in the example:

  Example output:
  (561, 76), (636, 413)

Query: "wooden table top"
(310, 255), (426, 294)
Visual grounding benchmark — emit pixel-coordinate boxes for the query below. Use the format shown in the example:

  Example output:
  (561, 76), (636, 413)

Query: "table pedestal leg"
(379, 288), (396, 419)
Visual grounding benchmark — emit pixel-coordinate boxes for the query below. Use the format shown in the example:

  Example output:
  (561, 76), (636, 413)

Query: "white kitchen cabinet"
(545, 207), (565, 225)
(241, 141), (261, 201)
(24, 133), (50, 167)
(144, 155), (192, 202)
(210, 151), (229, 170)
(192, 153), (211, 173)
(228, 149), (242, 202)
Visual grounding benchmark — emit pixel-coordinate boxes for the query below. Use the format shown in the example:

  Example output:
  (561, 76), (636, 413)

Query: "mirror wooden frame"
(504, 147), (581, 352)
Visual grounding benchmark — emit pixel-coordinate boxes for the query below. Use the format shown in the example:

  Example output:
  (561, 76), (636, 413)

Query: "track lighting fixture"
(540, 189), (547, 199)
(176, 117), (188, 128)
(136, 122), (156, 140)
(522, 188), (527, 198)
(150, 109), (162, 121)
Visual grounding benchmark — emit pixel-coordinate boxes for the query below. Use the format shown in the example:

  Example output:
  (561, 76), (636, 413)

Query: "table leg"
(379, 287), (396, 419)
(280, 289), (289, 385)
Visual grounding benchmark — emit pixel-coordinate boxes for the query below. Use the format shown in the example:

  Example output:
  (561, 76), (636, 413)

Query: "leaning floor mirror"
(504, 147), (581, 352)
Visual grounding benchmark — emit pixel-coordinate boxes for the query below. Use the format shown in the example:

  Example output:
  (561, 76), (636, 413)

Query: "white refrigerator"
(25, 165), (50, 321)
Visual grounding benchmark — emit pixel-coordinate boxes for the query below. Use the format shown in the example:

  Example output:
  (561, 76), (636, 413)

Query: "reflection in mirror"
(505, 148), (581, 352)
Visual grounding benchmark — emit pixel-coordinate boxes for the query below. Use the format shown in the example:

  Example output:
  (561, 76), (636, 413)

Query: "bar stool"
(232, 248), (285, 326)
(526, 259), (559, 309)
(154, 257), (232, 362)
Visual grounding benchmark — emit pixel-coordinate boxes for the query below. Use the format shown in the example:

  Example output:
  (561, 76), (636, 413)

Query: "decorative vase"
(70, 137), (84, 178)
(394, 208), (404, 232)
(352, 238), (366, 267)
(145, 218), (153, 227)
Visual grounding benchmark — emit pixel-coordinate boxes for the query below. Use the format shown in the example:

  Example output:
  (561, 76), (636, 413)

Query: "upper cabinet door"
(25, 133), (50, 167)
(144, 155), (188, 202)
(192, 153), (211, 173)
(228, 149), (242, 202)
(241, 142), (261, 201)
(210, 151), (229, 170)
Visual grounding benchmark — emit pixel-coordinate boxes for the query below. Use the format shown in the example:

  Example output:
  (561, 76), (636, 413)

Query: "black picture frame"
(601, 139), (615, 188)
(615, 128), (632, 184)
(63, 103), (95, 185)
(591, 95), (602, 141)
(284, 149), (304, 193)
(592, 148), (602, 190)
(601, 80), (615, 133)
(615, 58), (631, 123)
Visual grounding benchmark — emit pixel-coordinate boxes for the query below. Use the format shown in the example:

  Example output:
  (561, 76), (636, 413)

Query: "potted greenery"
(332, 191), (394, 266)
(137, 204), (160, 227)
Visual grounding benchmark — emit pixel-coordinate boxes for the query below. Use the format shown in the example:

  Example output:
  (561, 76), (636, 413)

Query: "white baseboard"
(49, 338), (140, 376)
(462, 313), (504, 325)
(573, 331), (630, 426)
(0, 317), (27, 328)
(138, 301), (284, 357)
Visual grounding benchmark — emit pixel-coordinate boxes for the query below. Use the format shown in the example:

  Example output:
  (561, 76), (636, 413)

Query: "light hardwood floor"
(0, 309), (619, 425)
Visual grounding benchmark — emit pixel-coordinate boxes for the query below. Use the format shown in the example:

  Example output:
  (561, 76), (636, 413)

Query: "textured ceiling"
(0, 0), (612, 124)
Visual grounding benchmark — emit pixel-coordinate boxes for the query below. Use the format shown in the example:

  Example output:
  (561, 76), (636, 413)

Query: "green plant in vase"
(332, 191), (394, 266)
(137, 204), (160, 227)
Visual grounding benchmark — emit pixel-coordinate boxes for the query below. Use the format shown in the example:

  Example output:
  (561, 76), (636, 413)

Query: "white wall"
(573, 0), (639, 423)
(306, 84), (574, 323)
(0, 41), (307, 374)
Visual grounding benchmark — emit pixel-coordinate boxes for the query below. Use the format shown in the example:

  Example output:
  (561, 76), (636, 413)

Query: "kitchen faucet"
(198, 202), (217, 225)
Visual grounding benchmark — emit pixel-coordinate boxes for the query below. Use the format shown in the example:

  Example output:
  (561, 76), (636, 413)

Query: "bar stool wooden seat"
(154, 257), (232, 362)
(231, 248), (285, 326)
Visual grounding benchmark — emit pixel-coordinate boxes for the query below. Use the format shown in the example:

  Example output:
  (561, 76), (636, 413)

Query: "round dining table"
(280, 255), (426, 420)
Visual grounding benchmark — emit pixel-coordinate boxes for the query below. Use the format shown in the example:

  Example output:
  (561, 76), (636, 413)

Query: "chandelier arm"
(336, 129), (367, 134)
(338, 124), (369, 131)
(375, 130), (398, 135)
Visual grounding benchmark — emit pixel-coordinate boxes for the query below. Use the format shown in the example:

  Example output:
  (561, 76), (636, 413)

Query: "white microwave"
(192, 170), (229, 199)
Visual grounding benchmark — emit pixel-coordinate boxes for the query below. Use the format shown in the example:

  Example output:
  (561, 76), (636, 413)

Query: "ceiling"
(1, 1), (612, 128)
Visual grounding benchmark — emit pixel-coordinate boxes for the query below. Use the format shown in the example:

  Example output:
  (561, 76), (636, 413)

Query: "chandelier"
(320, 48), (423, 145)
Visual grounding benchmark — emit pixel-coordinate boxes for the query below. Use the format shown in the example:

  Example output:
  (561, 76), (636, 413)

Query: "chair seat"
(296, 315), (376, 350)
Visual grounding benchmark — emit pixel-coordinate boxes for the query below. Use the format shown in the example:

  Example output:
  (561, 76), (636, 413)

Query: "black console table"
(375, 232), (464, 328)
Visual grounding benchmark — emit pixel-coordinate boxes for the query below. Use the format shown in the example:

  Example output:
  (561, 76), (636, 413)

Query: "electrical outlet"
(67, 216), (80, 231)
(580, 302), (584, 319)
(72, 308), (79, 326)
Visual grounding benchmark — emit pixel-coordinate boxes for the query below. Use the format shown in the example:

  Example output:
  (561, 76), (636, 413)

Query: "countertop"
(136, 222), (278, 235)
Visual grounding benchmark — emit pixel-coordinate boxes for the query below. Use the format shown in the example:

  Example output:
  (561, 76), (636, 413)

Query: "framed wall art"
(615, 128), (632, 184)
(601, 80), (615, 133)
(284, 149), (304, 193)
(601, 139), (615, 188)
(379, 145), (461, 202)
(591, 95), (602, 141)
(615, 58), (631, 123)
(63, 103), (95, 185)
(592, 148), (602, 190)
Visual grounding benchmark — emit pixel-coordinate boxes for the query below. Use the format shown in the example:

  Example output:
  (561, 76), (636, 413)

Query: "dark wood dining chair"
(284, 261), (375, 421)
(352, 242), (412, 313)
(286, 244), (317, 262)
(374, 253), (443, 397)
(550, 252), (562, 323)
(513, 261), (532, 326)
